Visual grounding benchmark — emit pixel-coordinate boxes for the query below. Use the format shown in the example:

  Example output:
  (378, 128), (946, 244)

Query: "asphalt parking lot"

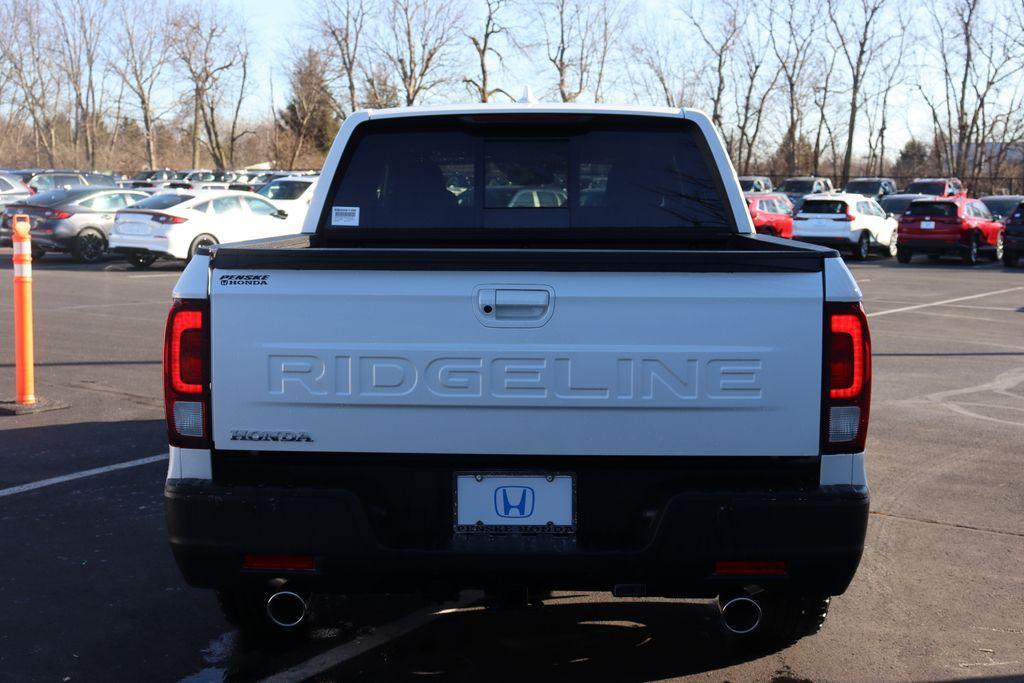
(0, 250), (1022, 682)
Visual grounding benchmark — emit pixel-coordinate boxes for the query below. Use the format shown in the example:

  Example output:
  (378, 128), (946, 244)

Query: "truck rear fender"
(168, 253), (212, 481)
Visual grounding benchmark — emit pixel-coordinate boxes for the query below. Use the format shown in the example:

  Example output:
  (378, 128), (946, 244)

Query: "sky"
(237, 0), (930, 161)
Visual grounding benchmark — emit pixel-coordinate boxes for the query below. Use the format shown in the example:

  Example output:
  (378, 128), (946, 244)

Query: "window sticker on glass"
(332, 206), (360, 226)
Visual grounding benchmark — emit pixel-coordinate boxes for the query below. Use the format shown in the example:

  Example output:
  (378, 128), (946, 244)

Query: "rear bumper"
(110, 233), (183, 259)
(166, 457), (869, 598)
(792, 235), (856, 248)
(897, 236), (967, 254)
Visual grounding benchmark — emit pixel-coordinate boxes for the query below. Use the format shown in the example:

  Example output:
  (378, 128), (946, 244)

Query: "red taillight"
(822, 302), (871, 453)
(43, 209), (72, 219)
(153, 214), (187, 224)
(829, 314), (864, 399)
(713, 560), (787, 576)
(243, 554), (316, 571)
(164, 299), (210, 448)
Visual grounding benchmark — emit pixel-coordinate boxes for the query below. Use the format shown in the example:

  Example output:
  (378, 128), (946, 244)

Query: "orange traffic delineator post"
(1, 214), (67, 415)
(12, 215), (35, 404)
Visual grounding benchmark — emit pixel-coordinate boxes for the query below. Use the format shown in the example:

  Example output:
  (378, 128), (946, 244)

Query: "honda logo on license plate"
(494, 486), (535, 518)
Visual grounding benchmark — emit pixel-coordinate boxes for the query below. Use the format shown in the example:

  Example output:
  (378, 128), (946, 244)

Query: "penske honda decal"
(219, 274), (269, 286)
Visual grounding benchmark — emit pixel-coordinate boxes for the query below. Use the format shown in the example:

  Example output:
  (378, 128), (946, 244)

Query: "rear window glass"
(326, 116), (733, 232)
(879, 196), (918, 215)
(906, 202), (958, 217)
(844, 180), (881, 194)
(905, 181), (945, 195)
(800, 200), (846, 214)
(258, 180), (311, 201)
(779, 179), (814, 192)
(132, 193), (193, 210)
(981, 197), (1022, 217)
(23, 188), (83, 206)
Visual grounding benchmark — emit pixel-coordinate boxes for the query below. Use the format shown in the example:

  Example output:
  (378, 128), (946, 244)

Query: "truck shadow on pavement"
(336, 597), (781, 682)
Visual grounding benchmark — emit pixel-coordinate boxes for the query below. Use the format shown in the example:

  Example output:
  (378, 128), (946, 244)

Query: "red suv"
(745, 193), (794, 238)
(895, 197), (1004, 265)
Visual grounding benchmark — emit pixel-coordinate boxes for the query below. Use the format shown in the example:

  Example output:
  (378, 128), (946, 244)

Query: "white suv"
(793, 193), (897, 260)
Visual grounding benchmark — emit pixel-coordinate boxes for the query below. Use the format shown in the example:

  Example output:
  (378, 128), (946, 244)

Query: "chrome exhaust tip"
(720, 595), (762, 635)
(266, 590), (307, 628)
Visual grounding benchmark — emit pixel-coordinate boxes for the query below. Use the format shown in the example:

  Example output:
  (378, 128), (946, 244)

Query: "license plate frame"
(921, 220), (935, 230)
(453, 472), (576, 534)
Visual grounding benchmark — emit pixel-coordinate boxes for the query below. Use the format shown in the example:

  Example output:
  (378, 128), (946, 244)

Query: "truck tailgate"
(210, 269), (823, 456)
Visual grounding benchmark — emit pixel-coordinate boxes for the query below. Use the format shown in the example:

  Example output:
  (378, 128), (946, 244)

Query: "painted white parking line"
(0, 453), (167, 498)
(259, 592), (483, 683)
(867, 287), (1023, 318)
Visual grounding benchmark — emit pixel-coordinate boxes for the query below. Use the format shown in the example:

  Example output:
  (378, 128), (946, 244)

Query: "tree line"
(2, 0), (1024, 193)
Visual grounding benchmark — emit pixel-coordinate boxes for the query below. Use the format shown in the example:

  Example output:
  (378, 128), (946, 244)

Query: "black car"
(777, 176), (834, 213)
(843, 177), (897, 201)
(1000, 200), (1024, 267)
(879, 193), (934, 218)
(0, 187), (149, 262)
(979, 195), (1024, 221)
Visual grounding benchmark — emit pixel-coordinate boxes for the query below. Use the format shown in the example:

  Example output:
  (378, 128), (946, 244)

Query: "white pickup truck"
(163, 104), (871, 645)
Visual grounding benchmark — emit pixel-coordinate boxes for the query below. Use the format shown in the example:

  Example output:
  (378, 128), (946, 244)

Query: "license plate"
(455, 474), (575, 533)
(118, 223), (150, 235)
(921, 221), (935, 230)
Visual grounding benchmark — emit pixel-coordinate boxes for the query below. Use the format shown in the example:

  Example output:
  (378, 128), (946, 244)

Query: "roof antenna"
(518, 86), (538, 104)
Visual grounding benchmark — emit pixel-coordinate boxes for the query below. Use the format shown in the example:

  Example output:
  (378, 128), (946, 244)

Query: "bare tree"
(280, 48), (336, 168)
(361, 61), (403, 108)
(110, 0), (171, 169)
(863, 9), (910, 175)
(539, 0), (621, 103)
(50, 0), (109, 169)
(317, 0), (371, 115)
(373, 0), (465, 106)
(685, 0), (741, 132)
(768, 0), (820, 176)
(730, 13), (781, 173)
(170, 3), (253, 170)
(921, 0), (1024, 188)
(464, 0), (514, 102)
(0, 0), (64, 166)
(810, 48), (840, 176)
(626, 14), (699, 108)
(827, 0), (890, 185)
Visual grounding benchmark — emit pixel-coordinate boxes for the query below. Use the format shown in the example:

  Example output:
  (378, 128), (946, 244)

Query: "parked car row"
(741, 173), (1021, 267)
(0, 174), (318, 266)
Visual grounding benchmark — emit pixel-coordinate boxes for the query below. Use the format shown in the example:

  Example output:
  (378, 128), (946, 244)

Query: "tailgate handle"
(494, 289), (549, 315)
(476, 286), (554, 327)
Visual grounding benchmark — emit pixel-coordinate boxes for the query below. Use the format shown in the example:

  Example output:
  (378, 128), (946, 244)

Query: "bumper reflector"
(713, 560), (787, 576)
(243, 554), (316, 571)
(828, 405), (861, 443)
(173, 401), (204, 437)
